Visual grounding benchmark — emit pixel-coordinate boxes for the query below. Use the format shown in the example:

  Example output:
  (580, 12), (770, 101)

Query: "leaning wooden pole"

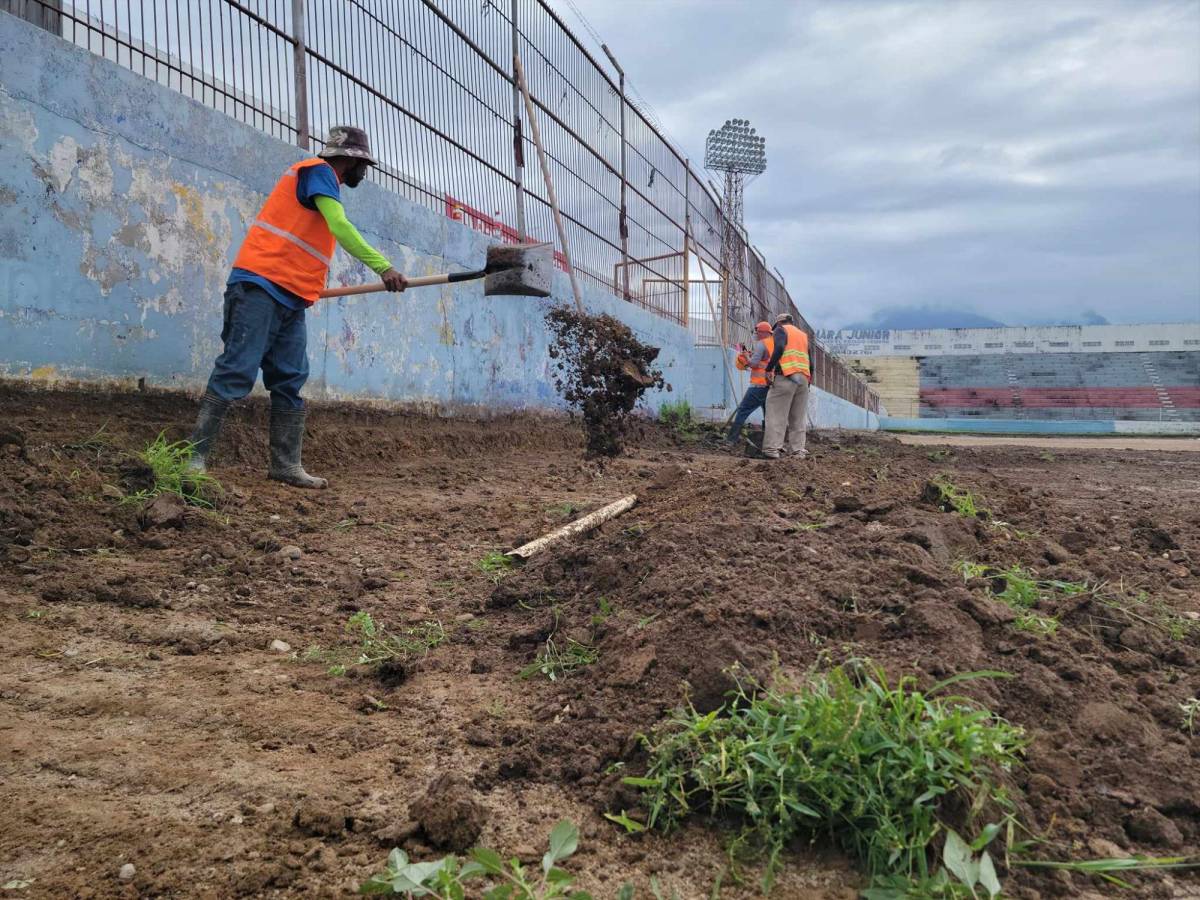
(513, 55), (585, 314)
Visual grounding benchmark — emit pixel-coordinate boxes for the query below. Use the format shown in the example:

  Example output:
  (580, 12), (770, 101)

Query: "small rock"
(269, 639), (292, 654)
(455, 613), (475, 623)
(280, 545), (303, 561)
(118, 863), (136, 881)
(140, 493), (189, 530)
(1043, 540), (1072, 565)
(101, 484), (124, 501)
(1126, 807), (1183, 847)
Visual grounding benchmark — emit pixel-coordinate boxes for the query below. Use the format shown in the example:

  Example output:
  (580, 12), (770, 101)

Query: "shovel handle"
(319, 268), (487, 298)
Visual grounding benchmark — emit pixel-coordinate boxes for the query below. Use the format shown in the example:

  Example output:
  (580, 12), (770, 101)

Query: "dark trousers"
(204, 282), (308, 410)
(727, 384), (769, 441)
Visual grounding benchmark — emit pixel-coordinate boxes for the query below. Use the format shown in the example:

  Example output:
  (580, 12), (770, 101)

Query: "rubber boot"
(187, 392), (230, 474)
(267, 406), (328, 489)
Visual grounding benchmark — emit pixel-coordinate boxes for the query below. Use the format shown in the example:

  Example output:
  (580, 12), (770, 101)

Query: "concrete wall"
(847, 355), (919, 418)
(821, 323), (1200, 358)
(0, 10), (878, 430)
(881, 417), (1200, 436)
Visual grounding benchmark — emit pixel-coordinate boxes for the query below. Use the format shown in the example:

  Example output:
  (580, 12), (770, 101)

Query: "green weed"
(361, 820), (595, 898)
(1012, 613), (1060, 637)
(122, 431), (221, 508)
(306, 612), (446, 676)
(1181, 698), (1199, 735)
(626, 663), (1022, 892)
(1092, 587), (1197, 642)
(591, 597), (616, 626)
(547, 502), (581, 520)
(659, 400), (700, 440)
(1012, 856), (1198, 889)
(519, 636), (598, 682)
(928, 477), (989, 520)
(478, 551), (515, 584)
(926, 448), (954, 462)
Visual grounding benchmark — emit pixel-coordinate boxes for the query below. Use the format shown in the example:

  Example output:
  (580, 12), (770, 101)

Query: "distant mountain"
(842, 306), (1006, 330)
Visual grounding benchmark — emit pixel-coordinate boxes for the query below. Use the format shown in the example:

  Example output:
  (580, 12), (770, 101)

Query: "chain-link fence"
(15, 0), (878, 413)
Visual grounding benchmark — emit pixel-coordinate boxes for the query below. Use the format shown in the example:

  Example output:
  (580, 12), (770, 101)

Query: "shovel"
(318, 241), (553, 299)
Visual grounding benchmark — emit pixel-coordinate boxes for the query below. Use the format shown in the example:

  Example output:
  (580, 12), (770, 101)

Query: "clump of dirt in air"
(545, 307), (666, 457)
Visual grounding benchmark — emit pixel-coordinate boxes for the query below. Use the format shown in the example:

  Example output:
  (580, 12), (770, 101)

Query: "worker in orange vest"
(186, 126), (407, 488)
(727, 320), (774, 445)
(762, 312), (812, 459)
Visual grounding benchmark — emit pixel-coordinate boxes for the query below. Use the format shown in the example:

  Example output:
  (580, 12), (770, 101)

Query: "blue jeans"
(204, 282), (309, 410)
(727, 385), (769, 441)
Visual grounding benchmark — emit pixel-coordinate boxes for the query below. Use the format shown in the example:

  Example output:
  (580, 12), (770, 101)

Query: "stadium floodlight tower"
(705, 118), (767, 341)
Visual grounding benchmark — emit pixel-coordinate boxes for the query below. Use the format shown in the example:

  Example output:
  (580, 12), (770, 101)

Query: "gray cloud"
(563, 0), (1200, 328)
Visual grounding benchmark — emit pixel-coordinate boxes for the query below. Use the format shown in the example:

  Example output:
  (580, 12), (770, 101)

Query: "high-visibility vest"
(735, 337), (775, 386)
(779, 324), (811, 381)
(749, 337), (774, 386)
(232, 158), (337, 304)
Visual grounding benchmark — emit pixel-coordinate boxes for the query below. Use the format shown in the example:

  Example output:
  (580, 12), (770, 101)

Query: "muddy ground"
(0, 385), (1197, 899)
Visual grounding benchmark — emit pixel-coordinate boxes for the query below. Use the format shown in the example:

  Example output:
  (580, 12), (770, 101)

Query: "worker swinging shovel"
(186, 125), (551, 489)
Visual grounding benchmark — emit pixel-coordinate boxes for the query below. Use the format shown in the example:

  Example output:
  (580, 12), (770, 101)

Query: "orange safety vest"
(778, 324), (811, 381)
(735, 337), (775, 386)
(232, 158), (337, 304)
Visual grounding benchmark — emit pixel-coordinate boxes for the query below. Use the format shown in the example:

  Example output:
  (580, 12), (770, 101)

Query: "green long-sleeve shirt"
(314, 195), (392, 275)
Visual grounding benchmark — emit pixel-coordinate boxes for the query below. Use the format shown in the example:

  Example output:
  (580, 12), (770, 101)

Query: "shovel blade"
(483, 241), (554, 297)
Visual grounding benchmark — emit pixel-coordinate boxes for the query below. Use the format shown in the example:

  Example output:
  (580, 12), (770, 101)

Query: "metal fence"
(18, 0), (878, 413)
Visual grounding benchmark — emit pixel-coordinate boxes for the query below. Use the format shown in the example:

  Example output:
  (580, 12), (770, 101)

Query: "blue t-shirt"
(229, 162), (342, 309)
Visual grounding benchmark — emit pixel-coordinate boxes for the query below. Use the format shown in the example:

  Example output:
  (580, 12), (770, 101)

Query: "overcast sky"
(562, 0), (1200, 330)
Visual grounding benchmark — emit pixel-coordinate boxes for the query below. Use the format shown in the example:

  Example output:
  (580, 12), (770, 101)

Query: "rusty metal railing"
(16, 0), (877, 413)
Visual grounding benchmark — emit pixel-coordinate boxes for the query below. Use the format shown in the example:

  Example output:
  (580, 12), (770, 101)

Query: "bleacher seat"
(918, 351), (1200, 421)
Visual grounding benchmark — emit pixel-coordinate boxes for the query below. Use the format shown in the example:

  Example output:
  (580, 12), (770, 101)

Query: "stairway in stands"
(1141, 354), (1180, 421)
(1003, 357), (1024, 418)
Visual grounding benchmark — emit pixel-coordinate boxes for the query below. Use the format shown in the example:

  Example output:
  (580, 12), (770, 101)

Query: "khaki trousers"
(762, 375), (810, 457)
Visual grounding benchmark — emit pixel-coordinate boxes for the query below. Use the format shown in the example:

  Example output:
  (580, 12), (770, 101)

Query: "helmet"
(754, 320), (771, 335)
(317, 125), (378, 166)
(773, 312), (794, 326)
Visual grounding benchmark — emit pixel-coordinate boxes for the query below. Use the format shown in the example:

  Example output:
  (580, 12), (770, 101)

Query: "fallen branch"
(507, 495), (638, 560)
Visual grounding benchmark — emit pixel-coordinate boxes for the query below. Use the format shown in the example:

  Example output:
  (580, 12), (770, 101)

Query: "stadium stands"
(918, 351), (1200, 421)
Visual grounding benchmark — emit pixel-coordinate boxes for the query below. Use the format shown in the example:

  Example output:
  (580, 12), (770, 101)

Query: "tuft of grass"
(361, 820), (601, 898)
(659, 400), (700, 440)
(306, 611), (446, 676)
(547, 501), (581, 520)
(1092, 586), (1197, 642)
(478, 551), (515, 584)
(926, 448), (954, 462)
(955, 562), (1091, 639)
(1181, 698), (1199, 735)
(626, 663), (1023, 892)
(519, 636), (598, 682)
(1012, 856), (1199, 889)
(123, 431), (221, 508)
(928, 477), (989, 520)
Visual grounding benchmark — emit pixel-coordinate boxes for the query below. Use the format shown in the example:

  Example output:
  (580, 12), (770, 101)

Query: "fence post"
(682, 159), (690, 326)
(602, 44), (630, 300)
(510, 0), (527, 240)
(291, 0), (309, 150)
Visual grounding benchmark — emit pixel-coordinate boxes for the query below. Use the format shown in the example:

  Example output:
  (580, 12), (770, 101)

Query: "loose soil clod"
(545, 307), (666, 457)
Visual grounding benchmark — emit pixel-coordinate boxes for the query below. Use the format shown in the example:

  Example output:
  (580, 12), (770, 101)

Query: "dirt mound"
(545, 307), (666, 457)
(481, 441), (1200, 895)
(410, 774), (488, 852)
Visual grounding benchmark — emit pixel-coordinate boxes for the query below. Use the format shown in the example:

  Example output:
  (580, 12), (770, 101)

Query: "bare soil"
(1, 385), (1197, 899)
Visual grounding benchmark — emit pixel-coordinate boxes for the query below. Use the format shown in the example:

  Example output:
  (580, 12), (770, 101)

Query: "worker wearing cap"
(186, 126), (407, 488)
(727, 320), (774, 445)
(762, 312), (812, 459)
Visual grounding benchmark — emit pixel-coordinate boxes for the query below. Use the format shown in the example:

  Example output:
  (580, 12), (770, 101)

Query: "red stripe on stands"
(919, 386), (1200, 409)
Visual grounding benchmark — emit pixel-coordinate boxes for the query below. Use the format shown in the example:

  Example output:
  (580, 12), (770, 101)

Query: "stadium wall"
(822, 323), (1200, 357)
(881, 417), (1200, 436)
(0, 13), (878, 431)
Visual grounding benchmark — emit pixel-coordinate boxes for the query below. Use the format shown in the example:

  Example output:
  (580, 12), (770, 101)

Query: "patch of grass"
(591, 597), (616, 627)
(955, 562), (1088, 639)
(1181, 698), (1199, 735)
(926, 448), (954, 462)
(1012, 612), (1060, 637)
(306, 611), (446, 676)
(547, 501), (581, 520)
(626, 663), (1023, 893)
(928, 477), (989, 520)
(478, 551), (515, 584)
(362, 820), (604, 898)
(659, 400), (700, 441)
(519, 636), (599, 682)
(1038, 450), (1057, 462)
(1092, 587), (1197, 642)
(122, 431), (221, 508)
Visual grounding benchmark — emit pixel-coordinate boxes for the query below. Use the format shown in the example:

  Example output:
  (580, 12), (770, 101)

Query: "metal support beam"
(291, 0), (309, 150)
(602, 44), (630, 301)
(510, 0), (527, 240)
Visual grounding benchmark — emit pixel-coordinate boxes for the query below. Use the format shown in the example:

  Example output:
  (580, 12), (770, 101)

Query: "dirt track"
(1, 386), (1198, 899)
